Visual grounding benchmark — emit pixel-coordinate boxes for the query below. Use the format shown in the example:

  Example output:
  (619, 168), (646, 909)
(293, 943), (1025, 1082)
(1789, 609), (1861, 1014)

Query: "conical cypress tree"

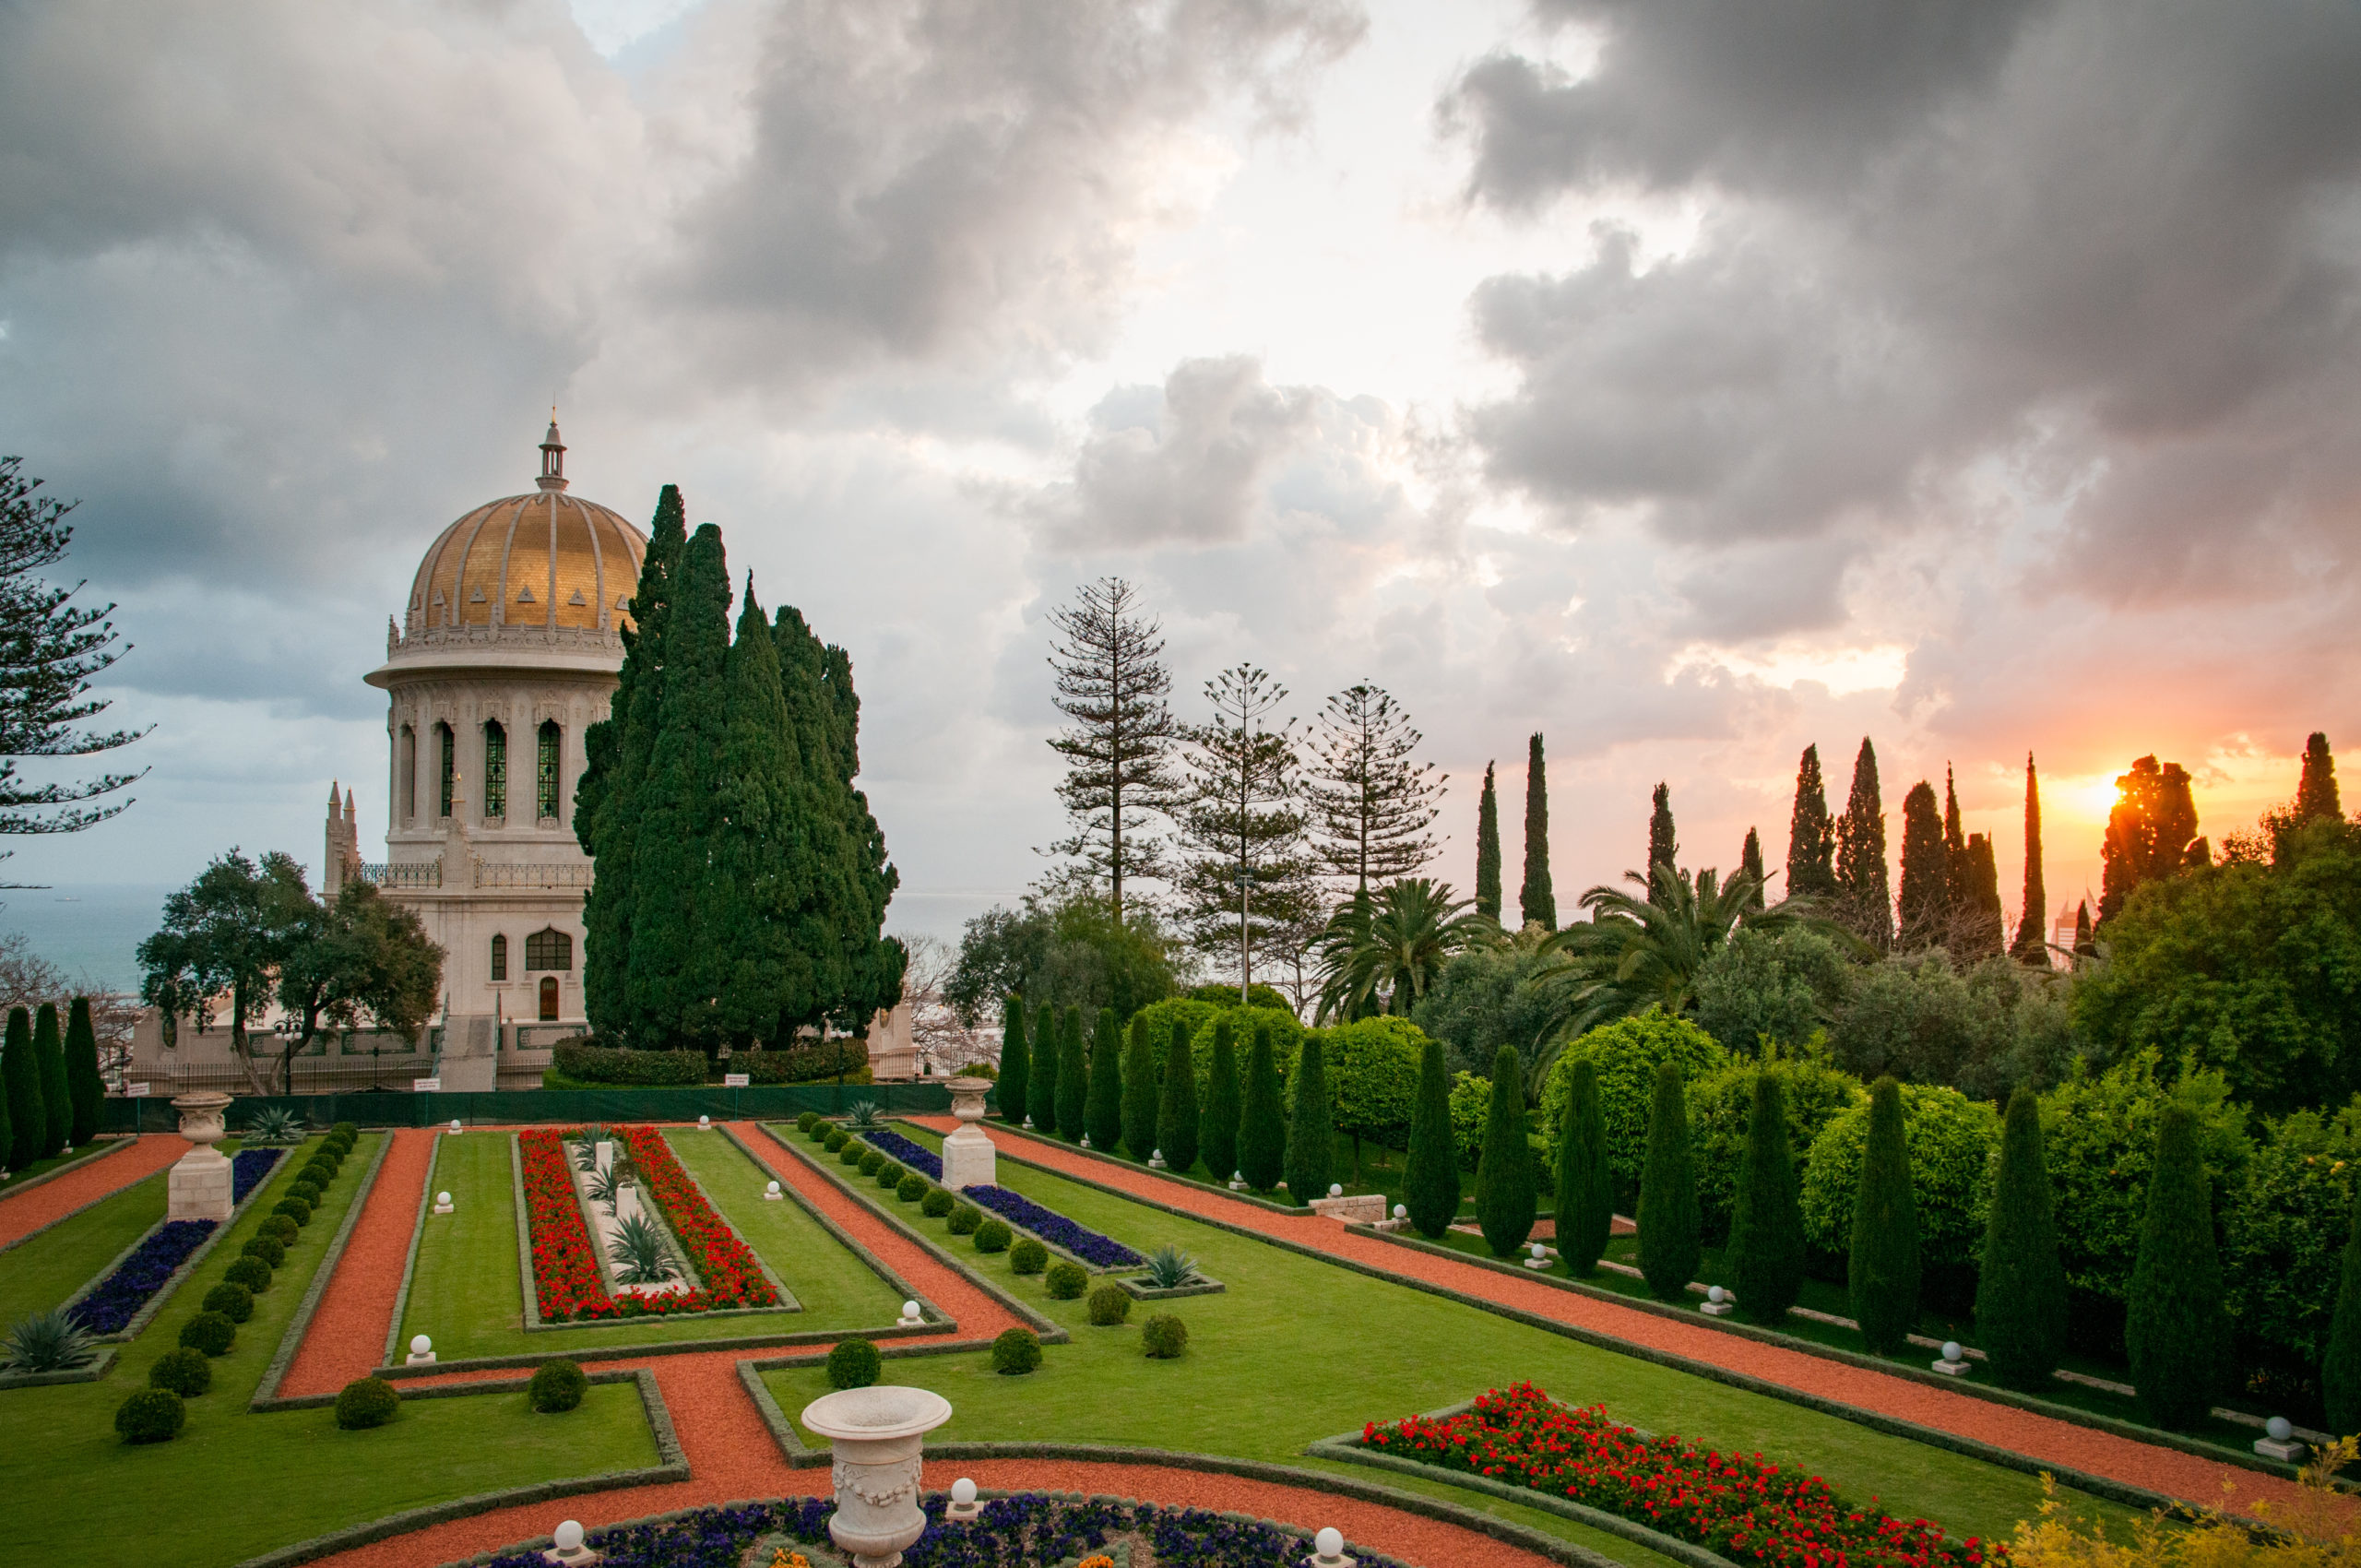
(2298, 732), (2342, 822)
(1896, 780), (1948, 951)
(709, 578), (804, 1045)
(1405, 1037), (1458, 1238)
(2322, 1182), (2361, 1437)
(1555, 1058), (1611, 1274)
(1197, 1016), (1241, 1179)
(1028, 1003), (1059, 1131)
(1739, 827), (1765, 910)
(1086, 1007), (1123, 1149)
(1849, 1076), (1920, 1354)
(2127, 1100), (2231, 1428)
(1474, 762), (1502, 921)
(1729, 1070), (1805, 1323)
(1975, 1086), (2067, 1390)
(1157, 1018), (1200, 1174)
(997, 998), (1030, 1124)
(1054, 1006), (1088, 1140)
(65, 997), (102, 1147)
(1285, 1033), (1336, 1202)
(32, 1004), (68, 1156)
(2073, 900), (2095, 958)
(1835, 738), (1892, 951)
(1238, 1022), (1286, 1193)
(0, 1014), (13, 1171)
(1786, 744), (1837, 900)
(2011, 754), (2049, 966)
(1476, 1046), (1536, 1256)
(1122, 1014), (1161, 1161)
(1646, 782), (1679, 901)
(1637, 1061), (1701, 1301)
(2, 1007), (37, 1169)
(1520, 733), (1555, 930)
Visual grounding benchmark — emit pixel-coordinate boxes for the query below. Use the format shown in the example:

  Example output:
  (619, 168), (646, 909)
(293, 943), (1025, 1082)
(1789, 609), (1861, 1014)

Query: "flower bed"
(617, 1125), (776, 1308)
(963, 1183), (1143, 1269)
(231, 1147), (284, 1203)
(68, 1219), (217, 1334)
(859, 1128), (942, 1180)
(519, 1128), (772, 1321)
(1363, 1384), (1999, 1568)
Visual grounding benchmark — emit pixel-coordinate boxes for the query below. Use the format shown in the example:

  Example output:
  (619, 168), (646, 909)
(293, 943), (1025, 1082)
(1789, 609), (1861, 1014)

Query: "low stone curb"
(978, 1117), (1318, 1216)
(0, 1343), (121, 1389)
(64, 1139), (305, 1345)
(230, 1366), (691, 1568)
(0, 1134), (136, 1224)
(253, 1131), (394, 1408)
(1114, 1273), (1225, 1301)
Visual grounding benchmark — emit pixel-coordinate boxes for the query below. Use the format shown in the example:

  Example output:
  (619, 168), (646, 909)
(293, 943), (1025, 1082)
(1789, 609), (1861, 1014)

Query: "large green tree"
(1157, 1016), (1201, 1173)
(1645, 783), (1679, 904)
(2126, 1100), (2231, 1428)
(1521, 733), (1555, 931)
(1637, 1060), (1702, 1301)
(136, 849), (312, 1095)
(1849, 1076), (1920, 1354)
(2297, 732), (2342, 824)
(1975, 1086), (2067, 1390)
(1555, 1057), (1611, 1274)
(1786, 745), (1837, 902)
(64, 996), (101, 1146)
(1174, 664), (1311, 997)
(1834, 739), (1892, 951)
(1238, 1020), (1286, 1192)
(1304, 683), (1442, 895)
(1728, 1069), (1805, 1324)
(1196, 1015), (1240, 1178)
(1284, 1031), (1335, 1201)
(943, 893), (1180, 1026)
(2100, 755), (2202, 925)
(1475, 1045), (1536, 1256)
(1956, 834), (2005, 962)
(1086, 1007), (1123, 1149)
(273, 880), (443, 1094)
(1896, 780), (1949, 952)
(2011, 754), (2048, 965)
(1474, 762), (1501, 921)
(1044, 577), (1181, 920)
(706, 579), (802, 1043)
(1312, 878), (1491, 1024)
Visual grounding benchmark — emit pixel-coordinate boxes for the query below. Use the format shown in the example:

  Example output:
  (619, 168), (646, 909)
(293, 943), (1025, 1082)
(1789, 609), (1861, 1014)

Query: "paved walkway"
(0, 1135), (182, 1249)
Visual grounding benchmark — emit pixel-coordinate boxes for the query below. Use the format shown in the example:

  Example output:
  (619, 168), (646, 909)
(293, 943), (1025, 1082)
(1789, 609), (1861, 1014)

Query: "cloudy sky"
(4, 0), (2359, 964)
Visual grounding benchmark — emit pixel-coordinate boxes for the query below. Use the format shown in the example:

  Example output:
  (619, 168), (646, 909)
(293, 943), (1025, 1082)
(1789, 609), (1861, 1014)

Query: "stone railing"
(473, 861), (594, 888)
(358, 861), (443, 889)
(390, 620), (624, 658)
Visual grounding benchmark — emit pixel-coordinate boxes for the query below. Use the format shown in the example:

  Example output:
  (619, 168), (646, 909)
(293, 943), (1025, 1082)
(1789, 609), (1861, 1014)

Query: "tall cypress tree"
(1028, 1002), (1060, 1131)
(1474, 762), (1501, 922)
(1556, 1058), (1611, 1274)
(1646, 782), (1679, 902)
(0, 1015), (10, 1172)
(1941, 766), (1969, 917)
(1729, 1070), (1805, 1323)
(1835, 739), (1892, 951)
(1284, 1031), (1335, 1201)
(1238, 1021), (1286, 1193)
(1958, 834), (2005, 961)
(2011, 754), (2048, 966)
(1975, 1087), (2067, 1390)
(2, 1007), (36, 1169)
(65, 997), (101, 1147)
(1405, 1036), (1458, 1238)
(1850, 1077), (1920, 1354)
(1739, 827), (1765, 910)
(1197, 1016), (1241, 1179)
(1055, 1005), (1088, 1140)
(1786, 744), (1837, 900)
(1157, 1017), (1201, 1173)
(2298, 732), (2342, 822)
(1896, 780), (1948, 952)
(997, 998), (1030, 1123)
(1637, 1061), (1701, 1301)
(2323, 1182), (2361, 1437)
(32, 1003), (67, 1156)
(2072, 900), (2095, 959)
(1122, 1013), (1161, 1161)
(2127, 1101), (2231, 1428)
(1086, 1007), (1123, 1149)
(709, 578), (802, 1045)
(1520, 733), (1555, 931)
(1476, 1045), (1536, 1255)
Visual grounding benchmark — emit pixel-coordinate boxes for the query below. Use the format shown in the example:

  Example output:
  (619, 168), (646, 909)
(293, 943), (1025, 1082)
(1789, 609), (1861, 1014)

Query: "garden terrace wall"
(101, 1081), (954, 1134)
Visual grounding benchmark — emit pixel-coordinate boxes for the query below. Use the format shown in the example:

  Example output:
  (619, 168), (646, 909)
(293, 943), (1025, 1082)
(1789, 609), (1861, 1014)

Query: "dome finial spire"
(537, 413), (568, 493)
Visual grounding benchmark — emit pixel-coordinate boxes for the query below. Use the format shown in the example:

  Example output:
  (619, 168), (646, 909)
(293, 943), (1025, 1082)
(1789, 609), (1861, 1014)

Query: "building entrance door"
(539, 976), (559, 1020)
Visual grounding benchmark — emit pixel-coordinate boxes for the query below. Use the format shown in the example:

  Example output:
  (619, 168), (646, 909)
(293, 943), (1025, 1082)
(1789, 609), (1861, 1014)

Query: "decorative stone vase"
(941, 1076), (997, 1193)
(168, 1091), (235, 1221)
(801, 1385), (955, 1568)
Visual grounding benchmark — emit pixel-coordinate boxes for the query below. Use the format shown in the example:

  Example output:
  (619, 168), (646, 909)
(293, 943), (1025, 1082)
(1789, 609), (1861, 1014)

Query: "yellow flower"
(1078, 1557), (1116, 1568)
(768, 1550), (811, 1568)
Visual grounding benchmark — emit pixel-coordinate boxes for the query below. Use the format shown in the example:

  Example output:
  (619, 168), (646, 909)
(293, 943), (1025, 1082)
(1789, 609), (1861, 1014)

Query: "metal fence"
(101, 1079), (964, 1134)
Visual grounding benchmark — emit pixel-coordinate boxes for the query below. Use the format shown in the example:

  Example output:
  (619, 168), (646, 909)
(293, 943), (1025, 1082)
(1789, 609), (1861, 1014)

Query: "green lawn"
(0, 1133), (660, 1568)
(766, 1121), (2129, 1562)
(0, 1169), (169, 1325)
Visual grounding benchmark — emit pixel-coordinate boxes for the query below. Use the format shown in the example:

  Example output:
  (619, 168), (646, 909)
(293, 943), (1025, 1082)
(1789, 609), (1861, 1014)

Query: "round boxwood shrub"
(148, 1347), (212, 1397)
(179, 1311), (236, 1357)
(115, 1387), (185, 1443)
(920, 1188), (955, 1218)
(858, 1149), (885, 1176)
(301, 1160), (338, 1187)
(223, 1256), (272, 1293)
(528, 1359), (587, 1413)
(333, 1121), (359, 1138)
(824, 1129), (848, 1152)
(201, 1282), (255, 1324)
(875, 1160), (905, 1189)
(1046, 1261), (1089, 1300)
(1009, 1238), (1048, 1275)
(897, 1173), (928, 1203)
(947, 1204), (982, 1235)
(991, 1326), (1042, 1375)
(1142, 1313), (1189, 1359)
(335, 1375), (399, 1430)
(242, 1233), (286, 1268)
(827, 1336), (882, 1390)
(260, 1215), (299, 1246)
(797, 1111), (820, 1134)
(287, 1180), (325, 1208)
(1087, 1284), (1133, 1325)
(839, 1143), (866, 1167)
(974, 1218), (1013, 1254)
(272, 1195), (314, 1227)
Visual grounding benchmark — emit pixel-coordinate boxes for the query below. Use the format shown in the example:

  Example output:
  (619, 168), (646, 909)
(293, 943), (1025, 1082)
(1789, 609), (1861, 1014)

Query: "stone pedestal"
(1307, 1193), (1387, 1224)
(615, 1182), (643, 1225)
(167, 1092), (235, 1222)
(942, 1077), (997, 1193)
(2256, 1436), (2307, 1462)
(801, 1385), (955, 1568)
(594, 1141), (613, 1175)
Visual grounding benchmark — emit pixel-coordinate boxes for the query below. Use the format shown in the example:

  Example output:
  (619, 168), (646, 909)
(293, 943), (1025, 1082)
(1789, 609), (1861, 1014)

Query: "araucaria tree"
(1304, 684), (1442, 896)
(1521, 734), (1555, 931)
(1556, 1058), (1611, 1274)
(1122, 1013), (1161, 1161)
(1283, 1031), (1335, 1201)
(1645, 783), (1679, 903)
(1238, 1021), (1286, 1192)
(1086, 1007), (1123, 1149)
(1175, 665), (1309, 995)
(1896, 780), (1949, 952)
(1475, 762), (1502, 921)
(1476, 1045), (1536, 1256)
(2011, 754), (2048, 965)
(1044, 577), (1180, 919)
(1786, 745), (1837, 901)
(1729, 1070), (1805, 1324)
(1850, 1077), (1920, 1354)
(1834, 739), (1892, 951)
(1405, 1036), (1458, 1238)
(2100, 755), (2201, 924)
(1637, 1061), (1701, 1301)
(1197, 1016), (1241, 1178)
(1975, 1087), (2067, 1390)
(997, 999), (1030, 1124)
(1157, 1016), (1201, 1174)
(2127, 1100), (2231, 1428)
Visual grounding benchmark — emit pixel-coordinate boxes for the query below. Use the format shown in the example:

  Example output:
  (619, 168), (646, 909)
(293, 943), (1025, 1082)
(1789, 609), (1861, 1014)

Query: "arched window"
(398, 725), (416, 822)
(436, 722), (455, 817)
(482, 719), (507, 819)
(490, 932), (508, 982)
(539, 975), (560, 1020)
(525, 927), (572, 971)
(537, 720), (562, 821)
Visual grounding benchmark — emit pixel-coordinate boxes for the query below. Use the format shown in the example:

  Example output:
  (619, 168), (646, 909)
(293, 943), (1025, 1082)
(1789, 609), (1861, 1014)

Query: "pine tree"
(2298, 732), (2342, 823)
(1520, 733), (1555, 931)
(1046, 576), (1181, 918)
(1197, 1016), (1240, 1178)
(1849, 1076), (1920, 1354)
(1122, 1013), (1161, 1161)
(1476, 1045), (1536, 1256)
(1405, 1036), (1458, 1238)
(707, 578), (803, 1045)
(1646, 782), (1679, 904)
(2011, 754), (2048, 966)
(2, 1007), (38, 1169)
(32, 1002), (67, 1156)
(1957, 834), (2005, 961)
(2323, 1182), (2361, 1437)
(1086, 1007), (1123, 1149)
(2099, 756), (2201, 924)
(1157, 1016), (1201, 1173)
(1238, 1020), (1286, 1193)
(997, 998), (1030, 1124)
(1474, 762), (1502, 921)
(65, 996), (101, 1146)
(1284, 1031), (1335, 1201)
(1637, 1061), (1702, 1301)
(1305, 683), (1443, 894)
(1054, 1006), (1088, 1140)
(1173, 664), (1310, 992)
(1555, 1058), (1611, 1274)
(2127, 1100), (2231, 1428)
(1739, 827), (1766, 911)
(1835, 739), (1892, 950)
(1975, 1087), (2067, 1390)
(1729, 1070), (1806, 1323)
(1786, 745), (1838, 901)
(1896, 780), (1948, 952)
(1028, 1002), (1060, 1131)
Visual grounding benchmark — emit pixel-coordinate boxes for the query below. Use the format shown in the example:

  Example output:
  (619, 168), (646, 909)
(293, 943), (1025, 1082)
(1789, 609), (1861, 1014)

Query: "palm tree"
(1313, 878), (1496, 1023)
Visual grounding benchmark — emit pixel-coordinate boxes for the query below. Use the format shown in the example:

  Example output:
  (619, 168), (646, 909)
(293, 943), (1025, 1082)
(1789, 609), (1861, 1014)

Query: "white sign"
(723, 1073), (750, 1087)
(412, 1077), (442, 1093)
(125, 1082), (150, 1098)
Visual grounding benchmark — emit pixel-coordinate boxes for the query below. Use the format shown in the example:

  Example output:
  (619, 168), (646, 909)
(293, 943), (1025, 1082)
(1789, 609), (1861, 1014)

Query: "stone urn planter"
(940, 1076), (996, 1192)
(801, 1384), (954, 1567)
(168, 1091), (235, 1221)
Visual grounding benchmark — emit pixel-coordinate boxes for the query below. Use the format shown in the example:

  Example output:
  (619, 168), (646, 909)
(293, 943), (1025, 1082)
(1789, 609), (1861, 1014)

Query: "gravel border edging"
(252, 1131), (394, 1408)
(981, 1119), (1317, 1216)
(0, 1134), (136, 1225)
(62, 1141), (302, 1344)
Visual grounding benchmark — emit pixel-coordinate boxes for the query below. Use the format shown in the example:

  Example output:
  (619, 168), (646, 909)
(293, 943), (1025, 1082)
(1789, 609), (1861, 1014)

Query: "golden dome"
(405, 422), (647, 636)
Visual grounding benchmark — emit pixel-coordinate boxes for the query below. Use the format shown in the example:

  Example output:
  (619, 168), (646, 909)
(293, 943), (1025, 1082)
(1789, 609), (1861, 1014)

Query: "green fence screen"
(102, 1080), (971, 1134)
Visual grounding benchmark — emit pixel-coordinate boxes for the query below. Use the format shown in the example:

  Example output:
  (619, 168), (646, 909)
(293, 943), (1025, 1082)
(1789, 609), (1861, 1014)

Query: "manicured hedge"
(1539, 1011), (1727, 1204)
(1800, 1080), (1997, 1309)
(549, 1042), (705, 1086)
(1686, 1054), (1863, 1245)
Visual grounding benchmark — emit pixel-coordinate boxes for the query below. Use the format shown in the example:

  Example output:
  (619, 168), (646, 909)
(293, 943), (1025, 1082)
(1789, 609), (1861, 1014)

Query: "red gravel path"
(282, 1127), (438, 1396)
(927, 1118), (2338, 1523)
(0, 1135), (183, 1248)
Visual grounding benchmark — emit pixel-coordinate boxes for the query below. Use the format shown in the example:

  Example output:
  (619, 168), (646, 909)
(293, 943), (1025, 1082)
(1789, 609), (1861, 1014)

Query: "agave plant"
(606, 1213), (679, 1285)
(846, 1100), (883, 1130)
(242, 1107), (305, 1147)
(1140, 1245), (1201, 1290)
(571, 1123), (613, 1171)
(585, 1165), (623, 1214)
(1, 1308), (100, 1373)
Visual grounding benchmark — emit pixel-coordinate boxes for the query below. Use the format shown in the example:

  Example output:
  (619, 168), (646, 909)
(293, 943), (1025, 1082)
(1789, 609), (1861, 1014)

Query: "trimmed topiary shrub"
(2128, 1101), (2231, 1428)
(149, 1347), (212, 1397)
(827, 1336), (882, 1390)
(1540, 1011), (1727, 1209)
(1636, 1061), (1701, 1302)
(1475, 1045), (1536, 1257)
(1046, 1261), (1088, 1300)
(1142, 1313), (1188, 1359)
(1849, 1076), (1922, 1355)
(875, 1160), (905, 1190)
(179, 1311), (236, 1357)
(1009, 1238), (1048, 1275)
(857, 1148), (884, 1175)
(223, 1256), (272, 1293)
(201, 1281), (255, 1324)
(1555, 1057), (1611, 1275)
(115, 1387), (185, 1443)
(1157, 1016), (1201, 1175)
(1686, 1052), (1863, 1246)
(797, 1111), (820, 1134)
(897, 1173), (928, 1203)
(260, 1215), (299, 1246)
(272, 1196), (313, 1227)
(998, 999), (1031, 1130)
(1087, 1006), (1124, 1152)
(528, 1359), (588, 1413)
(1238, 1019), (1286, 1194)
(1976, 1086), (2068, 1391)
(1055, 1005), (1089, 1141)
(991, 1326), (1041, 1374)
(1125, 1013), (1164, 1164)
(287, 1180), (325, 1208)
(1728, 1070), (1807, 1324)
(242, 1234), (286, 1268)
(2329, 1182), (2361, 1437)
(1282, 1033), (1335, 1205)
(335, 1375), (399, 1430)
(947, 1204), (981, 1235)
(825, 1128), (848, 1152)
(1802, 1080), (1997, 1310)
(975, 1218), (1012, 1253)
(1088, 1283), (1133, 1325)
(920, 1188), (955, 1218)
(1404, 1037), (1458, 1240)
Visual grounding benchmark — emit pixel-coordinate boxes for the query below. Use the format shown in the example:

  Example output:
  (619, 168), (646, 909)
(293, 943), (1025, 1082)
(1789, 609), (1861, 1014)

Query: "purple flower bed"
(964, 1183), (1143, 1268)
(68, 1219), (217, 1334)
(859, 1128), (943, 1179)
(231, 1146), (285, 1203)
(471, 1493), (1405, 1568)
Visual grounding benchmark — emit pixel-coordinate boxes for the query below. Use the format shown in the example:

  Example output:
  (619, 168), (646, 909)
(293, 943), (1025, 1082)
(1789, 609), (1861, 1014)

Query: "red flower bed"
(617, 1125), (776, 1309)
(517, 1127), (768, 1322)
(1362, 1384), (2000, 1568)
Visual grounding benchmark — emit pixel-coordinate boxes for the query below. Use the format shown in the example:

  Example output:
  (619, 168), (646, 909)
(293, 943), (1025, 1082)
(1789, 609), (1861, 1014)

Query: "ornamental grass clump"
(1141, 1245), (1201, 1290)
(1142, 1313), (1188, 1359)
(975, 1218), (1013, 1254)
(528, 1359), (587, 1413)
(828, 1336), (882, 1390)
(1046, 1261), (1088, 1300)
(179, 1311), (236, 1358)
(201, 1281), (254, 1324)
(848, 1100), (883, 1131)
(115, 1387), (184, 1443)
(148, 1347), (211, 1396)
(607, 1213), (680, 1286)
(2, 1308), (99, 1373)
(1010, 1238), (1048, 1275)
(1088, 1284), (1132, 1325)
(335, 1375), (399, 1430)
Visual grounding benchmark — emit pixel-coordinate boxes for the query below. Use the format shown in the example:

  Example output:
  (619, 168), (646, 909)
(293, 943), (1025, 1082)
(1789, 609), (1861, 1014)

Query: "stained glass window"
(437, 723), (455, 817)
(483, 719), (506, 819)
(537, 720), (561, 820)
